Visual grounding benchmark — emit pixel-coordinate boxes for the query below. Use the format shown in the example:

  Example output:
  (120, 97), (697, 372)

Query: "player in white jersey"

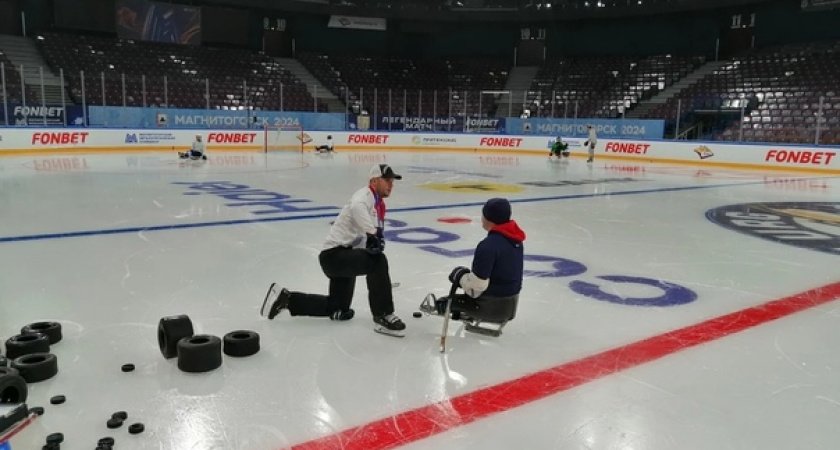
(314, 135), (334, 153)
(260, 164), (407, 337)
(584, 124), (597, 163)
(179, 135), (207, 160)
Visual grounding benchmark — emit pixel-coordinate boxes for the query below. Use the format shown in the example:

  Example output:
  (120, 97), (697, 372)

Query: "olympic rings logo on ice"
(382, 218), (698, 307)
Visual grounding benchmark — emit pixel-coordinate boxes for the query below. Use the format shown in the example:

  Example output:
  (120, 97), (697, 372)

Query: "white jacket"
(323, 186), (380, 250)
(191, 141), (206, 155)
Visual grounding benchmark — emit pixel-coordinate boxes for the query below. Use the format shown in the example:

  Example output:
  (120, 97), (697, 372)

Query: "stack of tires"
(3, 322), (63, 386)
(157, 315), (260, 373)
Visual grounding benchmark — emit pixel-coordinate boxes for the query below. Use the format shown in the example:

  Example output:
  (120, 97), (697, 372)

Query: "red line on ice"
(289, 281), (840, 450)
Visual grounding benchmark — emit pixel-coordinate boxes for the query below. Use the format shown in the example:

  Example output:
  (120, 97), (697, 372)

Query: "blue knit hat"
(482, 198), (511, 224)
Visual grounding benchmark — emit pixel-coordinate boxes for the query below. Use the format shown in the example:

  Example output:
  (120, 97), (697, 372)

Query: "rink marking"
(0, 178), (794, 243)
(288, 281), (840, 450)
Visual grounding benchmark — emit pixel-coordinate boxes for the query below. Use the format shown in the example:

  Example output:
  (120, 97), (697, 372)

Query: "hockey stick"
(439, 282), (459, 353)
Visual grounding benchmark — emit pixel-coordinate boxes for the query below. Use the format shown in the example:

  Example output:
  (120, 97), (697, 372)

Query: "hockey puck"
(107, 417), (124, 429)
(121, 363), (135, 372)
(29, 406), (45, 416)
(413, 312), (422, 318)
(97, 437), (115, 446)
(46, 432), (64, 444)
(112, 411), (128, 421)
(392, 282), (401, 288)
(49, 395), (66, 405)
(128, 422), (145, 434)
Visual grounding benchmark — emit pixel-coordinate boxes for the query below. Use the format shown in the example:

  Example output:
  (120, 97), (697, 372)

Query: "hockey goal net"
(263, 125), (306, 152)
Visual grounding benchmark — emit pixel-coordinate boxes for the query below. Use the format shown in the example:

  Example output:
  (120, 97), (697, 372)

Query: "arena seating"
(16, 29), (840, 145)
(638, 41), (840, 145)
(37, 33), (326, 112)
(0, 50), (37, 105)
(297, 52), (509, 117)
(524, 54), (704, 118)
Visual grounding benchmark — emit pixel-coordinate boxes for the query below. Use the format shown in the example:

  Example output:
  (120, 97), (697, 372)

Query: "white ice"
(1, 150), (839, 450)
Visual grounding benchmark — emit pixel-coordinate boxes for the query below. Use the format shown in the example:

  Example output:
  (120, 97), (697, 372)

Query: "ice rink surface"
(1, 149), (839, 450)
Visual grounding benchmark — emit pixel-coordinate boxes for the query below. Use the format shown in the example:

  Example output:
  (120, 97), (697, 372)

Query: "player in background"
(179, 135), (207, 160)
(314, 135), (335, 153)
(584, 124), (597, 163)
(549, 137), (570, 160)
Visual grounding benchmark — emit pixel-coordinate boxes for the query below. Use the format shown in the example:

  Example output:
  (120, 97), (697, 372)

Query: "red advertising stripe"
(290, 281), (840, 450)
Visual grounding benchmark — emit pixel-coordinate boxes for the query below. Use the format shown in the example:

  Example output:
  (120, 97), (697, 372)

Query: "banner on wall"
(87, 106), (347, 131)
(0, 104), (86, 127)
(347, 115), (505, 133)
(506, 118), (665, 140)
(82, 106), (657, 139)
(116, 0), (202, 45)
(327, 15), (387, 31)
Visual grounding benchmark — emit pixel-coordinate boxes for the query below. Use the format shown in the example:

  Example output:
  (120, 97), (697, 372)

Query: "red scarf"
(369, 186), (385, 226)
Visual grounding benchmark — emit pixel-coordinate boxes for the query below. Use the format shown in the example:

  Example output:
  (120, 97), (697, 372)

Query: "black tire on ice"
(11, 353), (59, 383)
(4, 333), (50, 360)
(0, 369), (28, 403)
(21, 321), (63, 345)
(157, 315), (194, 359)
(177, 334), (222, 373)
(222, 331), (260, 357)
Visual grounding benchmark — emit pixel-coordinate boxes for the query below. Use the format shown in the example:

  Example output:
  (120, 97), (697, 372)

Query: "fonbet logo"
(207, 133), (257, 144)
(479, 137), (522, 147)
(348, 134), (389, 145)
(694, 145), (714, 159)
(706, 202), (840, 255)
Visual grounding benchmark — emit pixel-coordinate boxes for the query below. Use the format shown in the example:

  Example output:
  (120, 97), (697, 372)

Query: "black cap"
(369, 164), (403, 180)
(482, 198), (511, 224)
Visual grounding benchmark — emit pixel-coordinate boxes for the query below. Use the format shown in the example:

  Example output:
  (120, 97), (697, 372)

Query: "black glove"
(365, 233), (385, 254)
(448, 266), (471, 286)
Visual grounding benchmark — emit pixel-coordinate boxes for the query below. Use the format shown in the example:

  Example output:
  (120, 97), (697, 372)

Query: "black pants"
(287, 246), (394, 318)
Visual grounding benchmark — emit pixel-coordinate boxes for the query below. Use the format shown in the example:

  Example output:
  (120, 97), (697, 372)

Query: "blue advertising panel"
(347, 115), (505, 133)
(506, 118), (665, 140)
(0, 104), (86, 126)
(82, 106), (663, 139)
(88, 106), (347, 131)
